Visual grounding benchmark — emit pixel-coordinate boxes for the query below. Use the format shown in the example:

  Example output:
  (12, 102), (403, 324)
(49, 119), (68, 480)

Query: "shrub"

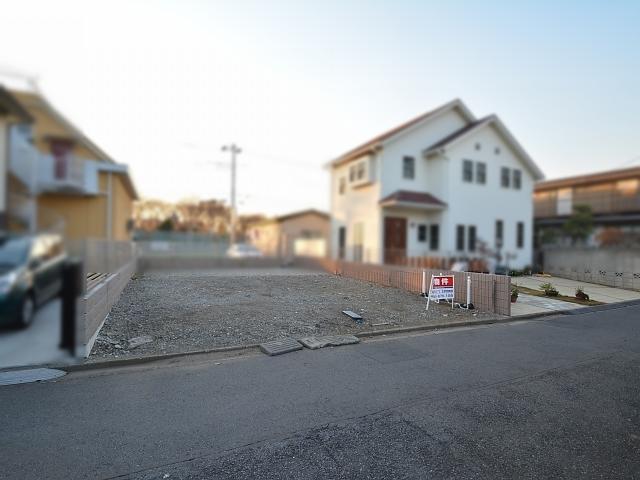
(575, 287), (590, 301)
(540, 282), (559, 296)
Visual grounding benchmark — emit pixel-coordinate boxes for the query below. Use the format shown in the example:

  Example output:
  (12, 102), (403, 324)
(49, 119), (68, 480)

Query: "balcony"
(9, 140), (99, 195)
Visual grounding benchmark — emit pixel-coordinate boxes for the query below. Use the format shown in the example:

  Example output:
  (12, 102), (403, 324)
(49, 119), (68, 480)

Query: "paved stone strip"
(0, 368), (66, 386)
(259, 338), (303, 356)
(299, 335), (360, 350)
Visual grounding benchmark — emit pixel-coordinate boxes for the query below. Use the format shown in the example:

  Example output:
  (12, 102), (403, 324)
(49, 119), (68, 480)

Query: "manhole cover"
(259, 338), (303, 356)
(0, 368), (66, 386)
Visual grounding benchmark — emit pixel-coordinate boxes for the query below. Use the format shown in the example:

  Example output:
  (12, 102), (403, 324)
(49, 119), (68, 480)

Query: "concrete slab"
(299, 335), (360, 350)
(511, 293), (582, 317)
(259, 338), (303, 356)
(0, 368), (66, 386)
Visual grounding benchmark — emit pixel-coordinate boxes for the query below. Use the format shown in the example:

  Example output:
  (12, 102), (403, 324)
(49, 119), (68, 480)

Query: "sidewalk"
(511, 275), (640, 317)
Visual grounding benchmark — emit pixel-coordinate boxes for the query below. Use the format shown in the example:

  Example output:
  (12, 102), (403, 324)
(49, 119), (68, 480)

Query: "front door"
(384, 217), (407, 264)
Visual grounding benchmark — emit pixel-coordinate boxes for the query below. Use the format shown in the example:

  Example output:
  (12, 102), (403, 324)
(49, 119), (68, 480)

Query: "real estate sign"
(426, 274), (455, 310)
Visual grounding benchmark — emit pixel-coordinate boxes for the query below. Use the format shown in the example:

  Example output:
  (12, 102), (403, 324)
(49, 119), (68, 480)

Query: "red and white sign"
(428, 275), (455, 301)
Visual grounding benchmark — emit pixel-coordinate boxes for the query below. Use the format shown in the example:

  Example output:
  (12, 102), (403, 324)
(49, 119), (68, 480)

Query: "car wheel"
(18, 295), (35, 329)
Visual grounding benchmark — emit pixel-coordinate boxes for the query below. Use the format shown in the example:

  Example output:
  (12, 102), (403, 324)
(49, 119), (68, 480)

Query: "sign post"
(426, 274), (455, 310)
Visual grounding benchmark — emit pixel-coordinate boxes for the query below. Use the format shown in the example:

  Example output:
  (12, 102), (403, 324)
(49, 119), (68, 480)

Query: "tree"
(563, 205), (593, 245)
(157, 217), (175, 232)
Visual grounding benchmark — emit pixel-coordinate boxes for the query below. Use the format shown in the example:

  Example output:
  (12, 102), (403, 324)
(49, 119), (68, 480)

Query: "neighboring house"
(534, 166), (640, 247)
(3, 86), (137, 240)
(328, 99), (544, 269)
(0, 86), (33, 228)
(247, 209), (330, 258)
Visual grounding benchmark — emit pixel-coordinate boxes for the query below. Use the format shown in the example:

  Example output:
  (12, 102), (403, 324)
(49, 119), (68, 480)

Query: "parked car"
(226, 243), (263, 258)
(0, 234), (66, 328)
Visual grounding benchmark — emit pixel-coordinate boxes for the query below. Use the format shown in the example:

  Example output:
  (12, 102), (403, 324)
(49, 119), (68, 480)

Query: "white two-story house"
(329, 99), (544, 270)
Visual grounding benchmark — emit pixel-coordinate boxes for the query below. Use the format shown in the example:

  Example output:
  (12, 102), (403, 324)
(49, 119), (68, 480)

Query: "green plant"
(563, 205), (594, 245)
(575, 287), (590, 301)
(511, 286), (519, 298)
(540, 282), (559, 296)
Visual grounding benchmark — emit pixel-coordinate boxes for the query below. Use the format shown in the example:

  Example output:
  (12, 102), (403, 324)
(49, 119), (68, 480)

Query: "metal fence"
(297, 257), (511, 316)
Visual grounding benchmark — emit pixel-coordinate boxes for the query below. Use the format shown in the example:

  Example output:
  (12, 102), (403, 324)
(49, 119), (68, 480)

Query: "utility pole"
(221, 143), (241, 246)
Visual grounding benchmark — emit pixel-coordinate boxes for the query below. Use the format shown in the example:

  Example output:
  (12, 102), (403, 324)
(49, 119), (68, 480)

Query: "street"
(1, 304), (639, 479)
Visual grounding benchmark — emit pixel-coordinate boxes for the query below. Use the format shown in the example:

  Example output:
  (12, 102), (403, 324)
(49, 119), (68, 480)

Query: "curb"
(16, 299), (639, 374)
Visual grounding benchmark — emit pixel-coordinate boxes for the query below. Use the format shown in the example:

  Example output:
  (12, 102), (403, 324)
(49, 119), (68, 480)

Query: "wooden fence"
(296, 257), (511, 316)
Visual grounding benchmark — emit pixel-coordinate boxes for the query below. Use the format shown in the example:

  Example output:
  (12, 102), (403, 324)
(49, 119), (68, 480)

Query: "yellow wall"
(38, 172), (134, 241)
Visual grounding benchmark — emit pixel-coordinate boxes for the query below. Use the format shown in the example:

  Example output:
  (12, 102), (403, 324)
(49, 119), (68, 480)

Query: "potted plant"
(540, 282), (559, 297)
(511, 286), (519, 303)
(575, 287), (590, 301)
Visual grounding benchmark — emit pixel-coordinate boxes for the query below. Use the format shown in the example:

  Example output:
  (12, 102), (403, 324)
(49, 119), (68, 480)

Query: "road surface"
(1, 304), (639, 479)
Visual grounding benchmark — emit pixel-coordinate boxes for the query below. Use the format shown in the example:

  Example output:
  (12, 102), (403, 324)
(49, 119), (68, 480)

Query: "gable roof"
(379, 190), (446, 207)
(276, 209), (329, 223)
(0, 86), (33, 123)
(328, 99), (476, 168)
(535, 166), (640, 192)
(423, 114), (545, 181)
(9, 88), (115, 163)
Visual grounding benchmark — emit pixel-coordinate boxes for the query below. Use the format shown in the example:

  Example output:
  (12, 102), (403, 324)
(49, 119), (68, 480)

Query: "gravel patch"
(90, 269), (501, 361)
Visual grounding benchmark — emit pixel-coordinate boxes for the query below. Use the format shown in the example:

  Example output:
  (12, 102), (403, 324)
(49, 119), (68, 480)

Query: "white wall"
(330, 153), (382, 262)
(442, 124), (535, 269)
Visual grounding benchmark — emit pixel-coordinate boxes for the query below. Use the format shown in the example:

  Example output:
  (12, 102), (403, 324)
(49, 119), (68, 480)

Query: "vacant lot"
(90, 268), (500, 360)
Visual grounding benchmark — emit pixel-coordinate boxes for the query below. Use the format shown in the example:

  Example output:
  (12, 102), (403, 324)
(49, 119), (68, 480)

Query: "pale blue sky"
(1, 0), (639, 214)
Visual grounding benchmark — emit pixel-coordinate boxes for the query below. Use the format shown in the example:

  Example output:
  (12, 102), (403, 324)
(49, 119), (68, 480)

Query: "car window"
(0, 237), (30, 268)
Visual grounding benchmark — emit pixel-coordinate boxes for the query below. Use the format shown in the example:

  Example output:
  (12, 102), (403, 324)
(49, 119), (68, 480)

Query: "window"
(429, 224), (439, 250)
(403, 156), (415, 179)
(338, 177), (346, 195)
(349, 165), (356, 182)
(475, 142), (481, 151)
(353, 223), (364, 262)
(468, 226), (477, 252)
(495, 220), (504, 249)
(456, 225), (465, 251)
(462, 159), (473, 182)
(356, 162), (366, 181)
(501, 167), (510, 188)
(417, 224), (427, 242)
(494, 147), (501, 155)
(517, 222), (524, 248)
(476, 162), (486, 184)
(513, 169), (522, 190)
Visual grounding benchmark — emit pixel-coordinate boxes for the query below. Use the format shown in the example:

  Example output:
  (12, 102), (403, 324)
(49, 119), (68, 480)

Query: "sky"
(1, 0), (639, 216)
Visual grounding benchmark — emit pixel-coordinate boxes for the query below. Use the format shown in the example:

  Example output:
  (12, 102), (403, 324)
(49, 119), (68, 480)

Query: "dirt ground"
(90, 268), (500, 361)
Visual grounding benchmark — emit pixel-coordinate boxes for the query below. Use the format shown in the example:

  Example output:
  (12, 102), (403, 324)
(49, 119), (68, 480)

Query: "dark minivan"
(0, 234), (66, 328)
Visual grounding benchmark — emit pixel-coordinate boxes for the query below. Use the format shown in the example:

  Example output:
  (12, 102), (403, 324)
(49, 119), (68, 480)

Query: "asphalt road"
(1, 305), (639, 479)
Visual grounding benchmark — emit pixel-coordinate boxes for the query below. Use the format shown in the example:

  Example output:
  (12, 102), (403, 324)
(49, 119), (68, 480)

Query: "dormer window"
(403, 156), (415, 179)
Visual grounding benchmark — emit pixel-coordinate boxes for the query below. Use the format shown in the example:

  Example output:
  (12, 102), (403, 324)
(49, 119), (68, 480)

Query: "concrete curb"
(25, 298), (639, 374)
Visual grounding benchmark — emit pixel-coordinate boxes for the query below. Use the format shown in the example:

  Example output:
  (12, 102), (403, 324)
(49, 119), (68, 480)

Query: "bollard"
(60, 258), (83, 354)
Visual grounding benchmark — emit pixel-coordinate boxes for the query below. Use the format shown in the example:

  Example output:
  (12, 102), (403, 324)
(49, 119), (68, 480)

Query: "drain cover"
(299, 335), (360, 350)
(259, 338), (303, 356)
(0, 368), (66, 386)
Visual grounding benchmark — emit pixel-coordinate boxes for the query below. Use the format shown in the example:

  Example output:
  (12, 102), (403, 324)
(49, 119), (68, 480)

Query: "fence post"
(60, 258), (83, 355)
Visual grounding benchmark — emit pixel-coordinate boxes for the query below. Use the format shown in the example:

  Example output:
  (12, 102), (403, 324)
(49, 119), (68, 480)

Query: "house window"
(338, 177), (346, 195)
(476, 162), (486, 184)
(456, 225), (465, 251)
(417, 224), (427, 242)
(403, 156), (415, 179)
(501, 167), (510, 188)
(475, 142), (481, 151)
(429, 224), (439, 250)
(356, 162), (366, 181)
(494, 147), (501, 155)
(349, 165), (356, 182)
(462, 160), (473, 182)
(495, 220), (504, 249)
(353, 222), (364, 262)
(517, 222), (524, 248)
(513, 169), (522, 190)
(468, 225), (477, 252)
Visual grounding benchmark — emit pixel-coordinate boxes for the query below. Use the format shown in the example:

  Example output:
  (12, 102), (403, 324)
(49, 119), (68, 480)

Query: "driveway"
(514, 275), (640, 303)
(0, 299), (73, 369)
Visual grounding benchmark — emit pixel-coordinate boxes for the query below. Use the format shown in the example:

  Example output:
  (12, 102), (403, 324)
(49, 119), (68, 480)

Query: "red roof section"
(379, 190), (446, 207)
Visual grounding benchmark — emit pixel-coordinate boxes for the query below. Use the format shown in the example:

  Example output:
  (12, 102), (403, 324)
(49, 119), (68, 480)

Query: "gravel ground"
(90, 268), (501, 361)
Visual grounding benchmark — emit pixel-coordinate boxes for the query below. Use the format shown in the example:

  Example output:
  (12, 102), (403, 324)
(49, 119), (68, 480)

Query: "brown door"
(384, 217), (407, 264)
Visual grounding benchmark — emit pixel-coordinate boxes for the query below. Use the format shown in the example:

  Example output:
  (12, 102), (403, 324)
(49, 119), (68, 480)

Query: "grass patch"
(516, 286), (605, 306)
